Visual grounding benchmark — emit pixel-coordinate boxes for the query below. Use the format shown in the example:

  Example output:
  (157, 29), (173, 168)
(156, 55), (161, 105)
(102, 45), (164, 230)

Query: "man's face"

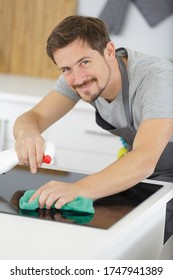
(53, 39), (112, 103)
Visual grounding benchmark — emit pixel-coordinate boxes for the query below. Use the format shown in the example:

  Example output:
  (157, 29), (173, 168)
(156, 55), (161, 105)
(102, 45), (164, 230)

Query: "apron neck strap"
(116, 54), (133, 127)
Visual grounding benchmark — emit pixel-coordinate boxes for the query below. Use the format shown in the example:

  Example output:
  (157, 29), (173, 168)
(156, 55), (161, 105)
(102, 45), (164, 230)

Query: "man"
(13, 15), (173, 241)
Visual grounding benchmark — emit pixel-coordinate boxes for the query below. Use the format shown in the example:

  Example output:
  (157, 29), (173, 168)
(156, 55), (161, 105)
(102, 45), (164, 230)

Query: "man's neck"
(101, 56), (127, 102)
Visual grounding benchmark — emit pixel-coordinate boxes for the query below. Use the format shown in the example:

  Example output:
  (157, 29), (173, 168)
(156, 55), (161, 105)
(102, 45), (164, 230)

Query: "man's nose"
(68, 68), (85, 86)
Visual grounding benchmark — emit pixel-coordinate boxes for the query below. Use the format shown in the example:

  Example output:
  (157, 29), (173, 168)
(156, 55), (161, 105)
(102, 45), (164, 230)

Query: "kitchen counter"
(0, 74), (172, 260)
(0, 166), (172, 260)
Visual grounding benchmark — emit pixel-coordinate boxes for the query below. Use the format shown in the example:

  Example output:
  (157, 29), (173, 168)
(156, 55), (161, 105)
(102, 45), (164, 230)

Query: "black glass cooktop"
(0, 166), (163, 229)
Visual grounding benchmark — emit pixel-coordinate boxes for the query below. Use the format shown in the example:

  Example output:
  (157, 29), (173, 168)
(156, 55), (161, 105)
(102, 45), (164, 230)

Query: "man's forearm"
(13, 111), (42, 140)
(76, 150), (154, 200)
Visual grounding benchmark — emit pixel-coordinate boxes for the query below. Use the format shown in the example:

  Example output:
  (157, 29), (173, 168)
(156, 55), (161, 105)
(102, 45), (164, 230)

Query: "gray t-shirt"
(53, 48), (173, 142)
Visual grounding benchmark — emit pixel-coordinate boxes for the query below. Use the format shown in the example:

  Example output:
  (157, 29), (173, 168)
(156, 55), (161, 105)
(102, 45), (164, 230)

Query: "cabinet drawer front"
(0, 100), (39, 148)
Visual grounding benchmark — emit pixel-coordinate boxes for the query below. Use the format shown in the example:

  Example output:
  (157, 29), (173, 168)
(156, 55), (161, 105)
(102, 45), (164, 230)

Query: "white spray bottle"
(0, 141), (55, 174)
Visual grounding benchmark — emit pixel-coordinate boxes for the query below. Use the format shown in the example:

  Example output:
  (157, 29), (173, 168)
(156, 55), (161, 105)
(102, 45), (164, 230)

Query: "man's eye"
(62, 68), (70, 73)
(81, 60), (89, 65)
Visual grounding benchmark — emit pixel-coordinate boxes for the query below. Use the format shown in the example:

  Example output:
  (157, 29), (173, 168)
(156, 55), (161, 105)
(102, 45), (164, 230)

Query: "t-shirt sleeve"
(140, 63), (173, 120)
(53, 74), (81, 102)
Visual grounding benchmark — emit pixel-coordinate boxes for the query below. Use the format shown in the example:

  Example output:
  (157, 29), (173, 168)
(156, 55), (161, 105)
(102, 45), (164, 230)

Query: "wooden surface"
(0, 0), (76, 78)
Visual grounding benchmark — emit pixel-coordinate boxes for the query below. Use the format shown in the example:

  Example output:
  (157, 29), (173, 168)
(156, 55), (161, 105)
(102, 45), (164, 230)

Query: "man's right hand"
(15, 134), (45, 174)
(13, 90), (77, 174)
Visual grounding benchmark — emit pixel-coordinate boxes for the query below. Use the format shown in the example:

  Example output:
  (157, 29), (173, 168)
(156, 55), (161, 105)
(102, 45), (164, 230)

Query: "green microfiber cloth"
(60, 210), (94, 224)
(19, 190), (95, 214)
(19, 208), (94, 224)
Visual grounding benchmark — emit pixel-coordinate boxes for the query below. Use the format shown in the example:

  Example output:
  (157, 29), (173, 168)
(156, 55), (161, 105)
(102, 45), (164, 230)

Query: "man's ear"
(105, 41), (116, 58)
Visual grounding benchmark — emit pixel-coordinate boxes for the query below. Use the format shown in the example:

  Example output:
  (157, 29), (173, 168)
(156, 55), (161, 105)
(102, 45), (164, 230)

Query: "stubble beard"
(76, 81), (105, 103)
(73, 63), (111, 103)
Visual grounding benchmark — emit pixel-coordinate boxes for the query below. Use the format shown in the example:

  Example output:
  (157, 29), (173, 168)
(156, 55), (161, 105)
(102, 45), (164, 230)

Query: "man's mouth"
(73, 78), (97, 91)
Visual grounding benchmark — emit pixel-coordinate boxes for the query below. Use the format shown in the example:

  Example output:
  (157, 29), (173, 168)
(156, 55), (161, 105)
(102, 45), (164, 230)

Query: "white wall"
(77, 0), (173, 60)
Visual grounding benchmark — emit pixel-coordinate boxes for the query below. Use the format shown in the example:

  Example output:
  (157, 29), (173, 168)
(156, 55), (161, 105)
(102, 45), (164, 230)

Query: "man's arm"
(13, 90), (77, 173)
(29, 118), (173, 209)
(76, 118), (173, 198)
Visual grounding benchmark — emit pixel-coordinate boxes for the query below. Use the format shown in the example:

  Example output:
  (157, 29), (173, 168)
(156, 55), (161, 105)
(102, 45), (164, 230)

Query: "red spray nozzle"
(43, 155), (52, 164)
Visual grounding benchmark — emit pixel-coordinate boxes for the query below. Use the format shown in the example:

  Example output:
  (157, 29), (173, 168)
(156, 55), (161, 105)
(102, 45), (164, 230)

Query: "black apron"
(95, 53), (173, 243)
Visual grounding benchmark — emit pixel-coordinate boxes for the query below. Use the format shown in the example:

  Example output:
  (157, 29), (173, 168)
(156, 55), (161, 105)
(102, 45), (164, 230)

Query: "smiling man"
(55, 39), (113, 103)
(13, 15), (173, 242)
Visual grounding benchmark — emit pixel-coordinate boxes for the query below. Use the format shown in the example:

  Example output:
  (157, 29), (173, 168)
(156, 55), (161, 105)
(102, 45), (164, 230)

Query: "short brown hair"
(46, 15), (110, 64)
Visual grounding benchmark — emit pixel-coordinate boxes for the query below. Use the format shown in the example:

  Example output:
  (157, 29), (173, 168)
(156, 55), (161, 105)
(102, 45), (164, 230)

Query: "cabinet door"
(0, 95), (47, 149)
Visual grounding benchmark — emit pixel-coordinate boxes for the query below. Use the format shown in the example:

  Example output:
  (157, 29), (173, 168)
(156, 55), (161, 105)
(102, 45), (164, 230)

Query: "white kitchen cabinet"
(0, 74), (54, 149)
(0, 93), (41, 149)
(0, 74), (119, 174)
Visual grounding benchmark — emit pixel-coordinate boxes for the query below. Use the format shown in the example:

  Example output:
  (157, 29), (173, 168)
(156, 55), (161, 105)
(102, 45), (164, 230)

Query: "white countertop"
(0, 73), (55, 97)
(0, 178), (172, 260)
